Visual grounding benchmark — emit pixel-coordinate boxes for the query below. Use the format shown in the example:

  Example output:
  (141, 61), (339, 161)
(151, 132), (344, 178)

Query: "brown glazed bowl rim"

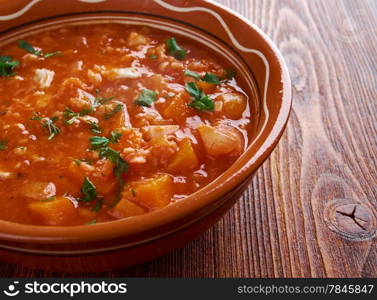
(0, 0), (292, 245)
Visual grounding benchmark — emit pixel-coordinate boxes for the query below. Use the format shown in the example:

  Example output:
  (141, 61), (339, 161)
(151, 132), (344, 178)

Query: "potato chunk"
(28, 196), (78, 225)
(198, 125), (244, 156)
(167, 138), (199, 173)
(162, 94), (191, 123)
(20, 181), (56, 200)
(217, 92), (247, 119)
(109, 198), (146, 219)
(128, 174), (173, 210)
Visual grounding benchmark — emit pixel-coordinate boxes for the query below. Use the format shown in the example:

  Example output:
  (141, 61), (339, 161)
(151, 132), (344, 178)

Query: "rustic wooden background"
(1, 0), (376, 278)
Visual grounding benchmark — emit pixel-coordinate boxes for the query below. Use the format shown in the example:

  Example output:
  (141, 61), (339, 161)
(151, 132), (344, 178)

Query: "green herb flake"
(0, 56), (19, 77)
(18, 40), (42, 56)
(74, 158), (93, 166)
(104, 103), (122, 120)
(43, 51), (62, 58)
(131, 188), (137, 197)
(203, 73), (220, 84)
(31, 113), (60, 140)
(74, 159), (82, 166)
(135, 89), (157, 107)
(184, 70), (201, 80)
(88, 121), (102, 135)
(43, 117), (60, 140)
(109, 131), (122, 144)
(30, 112), (42, 121)
(99, 147), (128, 206)
(18, 40), (61, 59)
(93, 95), (114, 108)
(92, 198), (103, 213)
(41, 196), (56, 202)
(185, 82), (214, 112)
(148, 54), (157, 59)
(224, 68), (236, 79)
(90, 136), (110, 150)
(166, 37), (187, 60)
(63, 107), (80, 125)
(86, 219), (97, 225)
(79, 177), (97, 202)
(0, 140), (7, 151)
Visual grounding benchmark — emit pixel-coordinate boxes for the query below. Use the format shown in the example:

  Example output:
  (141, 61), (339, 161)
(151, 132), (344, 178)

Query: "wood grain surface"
(1, 0), (376, 278)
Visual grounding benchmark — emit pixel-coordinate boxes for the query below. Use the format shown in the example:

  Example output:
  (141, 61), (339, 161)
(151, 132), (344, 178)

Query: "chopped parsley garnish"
(103, 147), (128, 205)
(185, 82), (214, 112)
(79, 177), (97, 202)
(90, 131), (122, 151)
(43, 51), (62, 58)
(148, 54), (157, 59)
(63, 107), (80, 125)
(90, 136), (110, 150)
(88, 134), (129, 206)
(31, 113), (60, 140)
(93, 95), (114, 108)
(131, 188), (137, 197)
(184, 70), (220, 84)
(135, 89), (157, 107)
(108, 149), (129, 181)
(74, 158), (93, 166)
(0, 56), (19, 77)
(74, 159), (82, 166)
(166, 37), (187, 60)
(0, 140), (7, 151)
(18, 40), (41, 56)
(224, 68), (236, 79)
(104, 103), (122, 120)
(86, 219), (97, 225)
(184, 70), (201, 80)
(88, 121), (101, 134)
(41, 196), (56, 202)
(44, 117), (60, 140)
(109, 130), (122, 144)
(17, 40), (61, 58)
(92, 198), (103, 212)
(63, 106), (100, 125)
(203, 73), (220, 84)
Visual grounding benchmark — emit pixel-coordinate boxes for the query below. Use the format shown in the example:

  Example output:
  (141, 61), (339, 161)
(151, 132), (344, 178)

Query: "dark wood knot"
(324, 200), (377, 241)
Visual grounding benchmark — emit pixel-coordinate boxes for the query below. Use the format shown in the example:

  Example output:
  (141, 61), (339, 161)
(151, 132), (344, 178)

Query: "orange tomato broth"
(0, 23), (255, 226)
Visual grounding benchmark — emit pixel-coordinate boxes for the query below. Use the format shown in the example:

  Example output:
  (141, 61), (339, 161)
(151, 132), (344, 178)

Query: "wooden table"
(1, 0), (376, 278)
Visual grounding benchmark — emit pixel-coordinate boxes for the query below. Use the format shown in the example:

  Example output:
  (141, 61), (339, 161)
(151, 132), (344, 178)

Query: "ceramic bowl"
(0, 0), (291, 272)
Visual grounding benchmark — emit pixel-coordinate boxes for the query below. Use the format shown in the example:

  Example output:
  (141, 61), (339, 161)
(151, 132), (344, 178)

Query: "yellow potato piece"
(167, 138), (199, 173)
(28, 196), (78, 226)
(162, 94), (190, 123)
(110, 198), (146, 219)
(218, 92), (247, 119)
(130, 174), (173, 210)
(198, 125), (243, 156)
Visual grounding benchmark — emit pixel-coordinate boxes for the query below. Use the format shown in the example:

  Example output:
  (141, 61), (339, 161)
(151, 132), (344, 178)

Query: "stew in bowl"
(0, 23), (256, 226)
